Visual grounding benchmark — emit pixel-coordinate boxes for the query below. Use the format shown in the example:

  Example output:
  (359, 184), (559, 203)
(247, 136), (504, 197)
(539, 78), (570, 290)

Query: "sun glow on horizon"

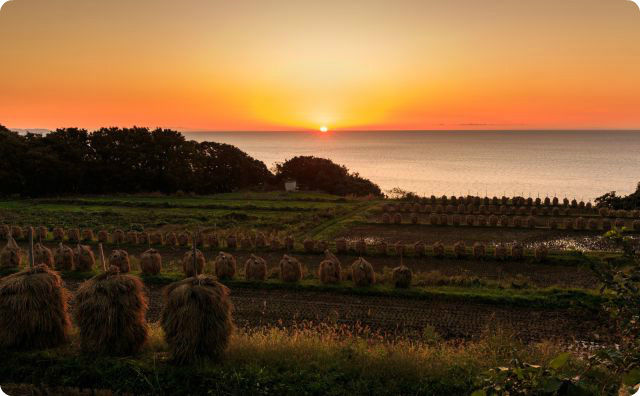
(320, 126), (329, 133)
(1, 0), (640, 130)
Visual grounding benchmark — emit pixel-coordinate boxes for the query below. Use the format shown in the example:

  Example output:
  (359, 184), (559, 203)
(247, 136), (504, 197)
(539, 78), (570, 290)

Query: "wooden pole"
(99, 243), (107, 272)
(192, 230), (198, 277)
(28, 227), (34, 269)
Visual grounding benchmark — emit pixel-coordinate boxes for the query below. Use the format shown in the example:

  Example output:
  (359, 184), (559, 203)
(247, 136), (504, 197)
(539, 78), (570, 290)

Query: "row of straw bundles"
(0, 240), (233, 364)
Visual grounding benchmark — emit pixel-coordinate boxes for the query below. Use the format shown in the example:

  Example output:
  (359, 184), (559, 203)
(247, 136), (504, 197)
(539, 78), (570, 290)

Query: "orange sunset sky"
(1, 0), (640, 131)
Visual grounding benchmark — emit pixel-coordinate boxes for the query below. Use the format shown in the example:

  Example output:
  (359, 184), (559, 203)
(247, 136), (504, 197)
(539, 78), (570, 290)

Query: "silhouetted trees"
(0, 126), (272, 196)
(275, 156), (382, 197)
(595, 182), (640, 210)
(0, 126), (382, 197)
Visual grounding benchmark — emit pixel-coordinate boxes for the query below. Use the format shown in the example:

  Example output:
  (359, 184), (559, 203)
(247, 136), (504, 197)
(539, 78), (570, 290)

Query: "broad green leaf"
(549, 352), (570, 370)
(470, 390), (486, 396)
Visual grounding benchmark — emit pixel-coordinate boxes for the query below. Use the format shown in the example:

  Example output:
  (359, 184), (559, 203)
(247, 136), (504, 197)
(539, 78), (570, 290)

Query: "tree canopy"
(595, 182), (640, 210)
(274, 156), (382, 197)
(0, 126), (381, 197)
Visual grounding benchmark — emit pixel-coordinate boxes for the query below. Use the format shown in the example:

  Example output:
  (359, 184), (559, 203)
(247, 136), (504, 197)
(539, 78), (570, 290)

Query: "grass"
(0, 192), (366, 239)
(0, 323), (620, 395)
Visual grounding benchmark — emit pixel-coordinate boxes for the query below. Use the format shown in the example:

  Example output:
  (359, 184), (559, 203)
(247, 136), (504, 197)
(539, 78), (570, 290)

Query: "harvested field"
(61, 278), (607, 343)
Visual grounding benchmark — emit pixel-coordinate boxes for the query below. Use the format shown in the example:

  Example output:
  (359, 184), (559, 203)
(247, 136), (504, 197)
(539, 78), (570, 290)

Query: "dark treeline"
(0, 125), (382, 197)
(275, 156), (382, 197)
(595, 182), (640, 210)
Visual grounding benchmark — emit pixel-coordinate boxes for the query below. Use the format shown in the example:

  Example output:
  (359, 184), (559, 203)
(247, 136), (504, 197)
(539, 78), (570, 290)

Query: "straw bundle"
(0, 264), (71, 350)
(53, 227), (65, 241)
(511, 243), (524, 260)
(615, 218), (626, 228)
(552, 207), (560, 216)
(571, 199), (578, 208)
(526, 216), (536, 228)
(112, 229), (125, 245)
(140, 248), (162, 275)
(53, 243), (74, 271)
(439, 214), (448, 225)
(304, 239), (316, 253)
(270, 236), (282, 251)
(466, 215), (475, 226)
(494, 244), (507, 260)
(36, 226), (48, 241)
(432, 241), (445, 258)
(239, 235), (253, 251)
(150, 232), (165, 245)
(315, 240), (328, 252)
(351, 257), (375, 287)
(393, 213), (402, 224)
(138, 232), (149, 246)
(435, 205), (444, 214)
(97, 230), (109, 244)
(160, 275), (233, 363)
(11, 226), (24, 240)
(0, 236), (21, 269)
(579, 201), (585, 209)
(575, 217), (586, 230)
(382, 213), (391, 224)
(65, 228), (79, 243)
(552, 197), (559, 206)
(513, 216), (522, 228)
(75, 266), (148, 355)
(34, 243), (54, 267)
(355, 239), (367, 255)
(429, 213), (439, 226)
(182, 249), (205, 277)
(410, 213), (419, 224)
(0, 224), (9, 240)
(81, 229), (94, 242)
(177, 232), (190, 247)
(457, 204), (466, 214)
(472, 242), (485, 259)
(207, 233), (219, 248)
(215, 252), (236, 280)
(586, 202), (592, 210)
(244, 254), (267, 281)
(453, 241), (466, 258)
(477, 215), (487, 227)
(284, 236), (294, 251)
(588, 219), (599, 231)
(109, 249), (130, 273)
(489, 215), (499, 227)
(377, 241), (388, 255)
(563, 198), (570, 207)
(565, 219), (574, 230)
(452, 215), (461, 226)
(279, 255), (302, 282)
(335, 238), (348, 254)
(392, 266), (412, 288)
(549, 219), (558, 229)
(633, 220), (640, 231)
(319, 250), (342, 284)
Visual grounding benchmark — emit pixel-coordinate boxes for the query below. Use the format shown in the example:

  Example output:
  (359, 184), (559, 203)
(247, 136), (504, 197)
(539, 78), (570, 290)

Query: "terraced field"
(0, 192), (632, 344)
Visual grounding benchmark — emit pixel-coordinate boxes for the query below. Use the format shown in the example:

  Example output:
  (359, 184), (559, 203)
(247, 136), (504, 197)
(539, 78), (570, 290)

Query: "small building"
(284, 180), (297, 192)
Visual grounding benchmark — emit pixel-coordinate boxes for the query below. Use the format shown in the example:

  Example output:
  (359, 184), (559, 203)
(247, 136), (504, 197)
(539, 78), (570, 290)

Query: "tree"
(275, 156), (382, 196)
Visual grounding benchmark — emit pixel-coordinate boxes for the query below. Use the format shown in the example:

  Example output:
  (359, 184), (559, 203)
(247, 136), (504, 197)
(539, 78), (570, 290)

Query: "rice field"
(0, 192), (636, 394)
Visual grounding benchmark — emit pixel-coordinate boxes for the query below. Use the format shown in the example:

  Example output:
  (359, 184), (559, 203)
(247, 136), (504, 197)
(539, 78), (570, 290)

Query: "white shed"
(284, 180), (297, 192)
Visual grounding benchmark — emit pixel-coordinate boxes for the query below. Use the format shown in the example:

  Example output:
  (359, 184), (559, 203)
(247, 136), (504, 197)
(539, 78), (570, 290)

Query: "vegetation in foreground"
(0, 323), (622, 395)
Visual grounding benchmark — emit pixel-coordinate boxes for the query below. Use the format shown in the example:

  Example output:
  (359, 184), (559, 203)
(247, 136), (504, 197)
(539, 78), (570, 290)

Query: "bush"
(275, 156), (382, 197)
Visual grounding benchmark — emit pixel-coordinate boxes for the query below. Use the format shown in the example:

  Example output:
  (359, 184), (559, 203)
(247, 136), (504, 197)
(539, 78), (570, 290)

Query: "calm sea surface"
(184, 131), (640, 201)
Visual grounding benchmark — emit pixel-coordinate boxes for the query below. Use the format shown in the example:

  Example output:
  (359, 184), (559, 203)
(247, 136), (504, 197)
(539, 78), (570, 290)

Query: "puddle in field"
(344, 235), (640, 253)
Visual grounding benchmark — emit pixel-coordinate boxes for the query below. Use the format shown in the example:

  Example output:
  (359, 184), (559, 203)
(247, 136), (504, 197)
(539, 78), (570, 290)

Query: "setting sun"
(320, 126), (329, 133)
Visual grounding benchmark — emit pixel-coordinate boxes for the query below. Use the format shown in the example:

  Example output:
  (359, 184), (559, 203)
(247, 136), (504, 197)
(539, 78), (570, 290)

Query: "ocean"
(183, 130), (640, 201)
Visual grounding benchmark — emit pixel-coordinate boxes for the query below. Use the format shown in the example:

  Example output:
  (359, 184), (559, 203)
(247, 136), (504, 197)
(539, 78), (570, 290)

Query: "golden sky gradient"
(1, 0), (639, 131)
